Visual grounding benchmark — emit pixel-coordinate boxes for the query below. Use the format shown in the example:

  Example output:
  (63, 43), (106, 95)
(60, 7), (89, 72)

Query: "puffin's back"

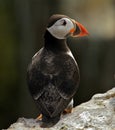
(27, 48), (79, 127)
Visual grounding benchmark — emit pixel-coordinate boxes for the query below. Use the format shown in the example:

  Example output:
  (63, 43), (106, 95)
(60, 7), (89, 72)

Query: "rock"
(5, 87), (115, 130)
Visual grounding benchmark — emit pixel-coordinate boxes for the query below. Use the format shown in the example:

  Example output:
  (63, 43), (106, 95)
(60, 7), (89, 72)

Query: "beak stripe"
(76, 22), (89, 36)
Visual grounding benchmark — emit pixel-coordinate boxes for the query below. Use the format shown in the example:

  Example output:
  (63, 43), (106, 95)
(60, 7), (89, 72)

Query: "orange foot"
(63, 108), (72, 115)
(36, 114), (42, 121)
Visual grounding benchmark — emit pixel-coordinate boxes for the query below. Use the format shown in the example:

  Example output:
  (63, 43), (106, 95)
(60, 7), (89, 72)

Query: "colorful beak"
(71, 20), (89, 37)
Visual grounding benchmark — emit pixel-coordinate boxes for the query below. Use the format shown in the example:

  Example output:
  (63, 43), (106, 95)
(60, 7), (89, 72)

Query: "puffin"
(27, 14), (88, 128)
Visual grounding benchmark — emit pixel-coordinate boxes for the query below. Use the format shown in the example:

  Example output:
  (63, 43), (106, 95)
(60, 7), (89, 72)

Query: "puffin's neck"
(44, 30), (69, 53)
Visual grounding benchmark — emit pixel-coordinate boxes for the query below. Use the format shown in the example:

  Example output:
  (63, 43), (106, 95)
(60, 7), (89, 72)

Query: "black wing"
(27, 48), (50, 100)
(52, 54), (80, 99)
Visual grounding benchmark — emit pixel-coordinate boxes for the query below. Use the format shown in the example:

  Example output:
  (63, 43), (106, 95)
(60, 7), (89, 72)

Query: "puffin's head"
(47, 14), (89, 39)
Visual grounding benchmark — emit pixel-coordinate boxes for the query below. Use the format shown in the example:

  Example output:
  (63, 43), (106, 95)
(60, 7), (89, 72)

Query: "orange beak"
(70, 20), (89, 37)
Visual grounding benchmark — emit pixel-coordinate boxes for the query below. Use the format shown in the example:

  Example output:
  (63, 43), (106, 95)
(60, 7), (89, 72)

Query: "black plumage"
(27, 14), (88, 127)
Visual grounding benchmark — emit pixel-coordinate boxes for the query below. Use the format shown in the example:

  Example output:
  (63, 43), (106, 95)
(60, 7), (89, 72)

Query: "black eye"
(62, 20), (67, 26)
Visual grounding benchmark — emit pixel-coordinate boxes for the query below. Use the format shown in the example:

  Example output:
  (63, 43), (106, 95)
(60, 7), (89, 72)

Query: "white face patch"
(47, 18), (74, 39)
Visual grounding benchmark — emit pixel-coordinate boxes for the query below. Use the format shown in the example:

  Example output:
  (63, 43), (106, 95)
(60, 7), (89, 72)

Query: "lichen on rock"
(4, 87), (115, 130)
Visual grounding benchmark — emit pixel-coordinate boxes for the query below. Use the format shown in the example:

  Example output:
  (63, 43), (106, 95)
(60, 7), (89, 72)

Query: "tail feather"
(40, 114), (60, 128)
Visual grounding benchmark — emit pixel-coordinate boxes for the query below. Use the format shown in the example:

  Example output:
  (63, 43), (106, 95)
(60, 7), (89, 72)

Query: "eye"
(62, 20), (67, 26)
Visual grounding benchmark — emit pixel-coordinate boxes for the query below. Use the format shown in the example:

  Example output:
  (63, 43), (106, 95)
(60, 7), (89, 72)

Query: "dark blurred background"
(0, 0), (115, 129)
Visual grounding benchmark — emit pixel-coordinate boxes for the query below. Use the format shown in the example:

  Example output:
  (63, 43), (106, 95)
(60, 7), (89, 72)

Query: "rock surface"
(5, 88), (115, 130)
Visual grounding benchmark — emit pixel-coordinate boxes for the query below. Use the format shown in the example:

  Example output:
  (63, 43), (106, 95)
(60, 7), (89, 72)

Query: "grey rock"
(5, 87), (115, 130)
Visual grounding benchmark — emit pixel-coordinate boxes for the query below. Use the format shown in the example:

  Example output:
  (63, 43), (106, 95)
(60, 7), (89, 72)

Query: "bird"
(27, 14), (88, 128)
